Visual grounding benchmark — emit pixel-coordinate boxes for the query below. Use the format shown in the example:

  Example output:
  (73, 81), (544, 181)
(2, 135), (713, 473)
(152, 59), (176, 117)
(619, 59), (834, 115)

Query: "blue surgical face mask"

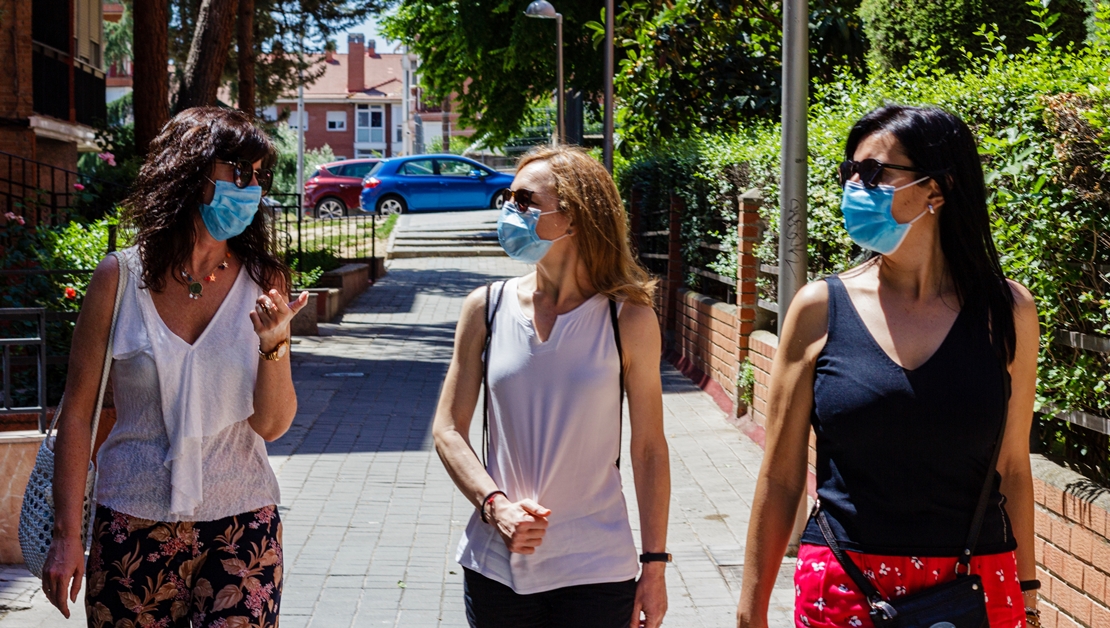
(496, 201), (568, 264)
(840, 177), (931, 254)
(200, 179), (262, 241)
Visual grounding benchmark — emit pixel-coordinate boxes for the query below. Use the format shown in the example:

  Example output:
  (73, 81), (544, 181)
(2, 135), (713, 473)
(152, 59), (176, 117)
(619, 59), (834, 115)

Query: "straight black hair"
(845, 104), (1016, 364)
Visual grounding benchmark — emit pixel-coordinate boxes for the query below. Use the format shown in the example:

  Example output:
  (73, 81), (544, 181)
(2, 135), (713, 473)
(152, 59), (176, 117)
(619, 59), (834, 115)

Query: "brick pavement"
(0, 253), (794, 628)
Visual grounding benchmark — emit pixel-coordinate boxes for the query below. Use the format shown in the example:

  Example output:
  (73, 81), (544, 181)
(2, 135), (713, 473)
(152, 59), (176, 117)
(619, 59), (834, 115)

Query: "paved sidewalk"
(0, 255), (793, 628)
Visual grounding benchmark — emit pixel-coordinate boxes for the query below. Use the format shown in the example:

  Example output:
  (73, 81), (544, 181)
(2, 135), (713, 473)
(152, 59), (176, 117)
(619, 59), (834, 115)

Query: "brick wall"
(673, 288), (739, 403)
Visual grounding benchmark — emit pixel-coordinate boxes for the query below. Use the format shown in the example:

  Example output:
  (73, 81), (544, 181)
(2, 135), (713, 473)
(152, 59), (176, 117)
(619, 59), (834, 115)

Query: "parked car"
(359, 155), (515, 215)
(304, 158), (380, 218)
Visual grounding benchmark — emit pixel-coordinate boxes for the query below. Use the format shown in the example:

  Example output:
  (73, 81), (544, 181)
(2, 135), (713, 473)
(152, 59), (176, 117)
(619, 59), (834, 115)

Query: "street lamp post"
(603, 0), (614, 171)
(525, 0), (563, 145)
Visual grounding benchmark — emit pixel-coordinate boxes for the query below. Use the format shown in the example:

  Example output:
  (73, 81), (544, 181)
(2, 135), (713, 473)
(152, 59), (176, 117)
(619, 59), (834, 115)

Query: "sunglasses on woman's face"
(217, 159), (274, 195)
(838, 158), (928, 189)
(500, 188), (538, 212)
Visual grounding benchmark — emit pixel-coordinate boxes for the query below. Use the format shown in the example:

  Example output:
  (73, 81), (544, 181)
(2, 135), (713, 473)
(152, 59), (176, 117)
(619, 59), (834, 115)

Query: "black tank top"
(799, 275), (1017, 556)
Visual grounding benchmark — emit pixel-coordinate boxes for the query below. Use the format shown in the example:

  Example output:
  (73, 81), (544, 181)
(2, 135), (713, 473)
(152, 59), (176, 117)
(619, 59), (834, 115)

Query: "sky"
(335, 15), (402, 54)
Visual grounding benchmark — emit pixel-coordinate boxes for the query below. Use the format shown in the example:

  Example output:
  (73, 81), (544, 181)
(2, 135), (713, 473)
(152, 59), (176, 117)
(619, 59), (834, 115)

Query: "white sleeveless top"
(95, 247), (280, 521)
(455, 278), (639, 594)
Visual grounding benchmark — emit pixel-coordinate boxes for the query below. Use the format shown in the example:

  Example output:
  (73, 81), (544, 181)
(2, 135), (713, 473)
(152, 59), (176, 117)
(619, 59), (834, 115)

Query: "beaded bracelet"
(480, 490), (507, 524)
(1025, 607), (1042, 628)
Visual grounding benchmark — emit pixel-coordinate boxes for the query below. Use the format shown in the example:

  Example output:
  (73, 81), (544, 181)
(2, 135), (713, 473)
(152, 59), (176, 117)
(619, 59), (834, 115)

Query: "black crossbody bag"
(815, 353), (1012, 628)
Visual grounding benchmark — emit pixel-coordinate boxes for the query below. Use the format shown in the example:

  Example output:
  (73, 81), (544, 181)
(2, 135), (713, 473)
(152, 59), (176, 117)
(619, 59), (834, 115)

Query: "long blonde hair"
(517, 146), (657, 307)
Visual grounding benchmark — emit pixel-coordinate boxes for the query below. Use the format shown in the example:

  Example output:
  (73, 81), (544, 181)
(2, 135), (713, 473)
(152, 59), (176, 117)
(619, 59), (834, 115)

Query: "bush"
(859, 0), (1091, 72)
(270, 125), (336, 196)
(617, 3), (1110, 482)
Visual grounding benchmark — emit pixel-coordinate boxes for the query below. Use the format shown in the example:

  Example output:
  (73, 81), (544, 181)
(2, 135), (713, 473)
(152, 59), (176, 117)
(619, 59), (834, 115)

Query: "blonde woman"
(433, 146), (671, 628)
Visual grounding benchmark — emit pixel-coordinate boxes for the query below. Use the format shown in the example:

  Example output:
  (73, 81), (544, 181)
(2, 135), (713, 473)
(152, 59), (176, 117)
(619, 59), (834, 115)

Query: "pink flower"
(3, 212), (24, 225)
(97, 152), (116, 166)
(73, 183), (85, 191)
(64, 287), (77, 300)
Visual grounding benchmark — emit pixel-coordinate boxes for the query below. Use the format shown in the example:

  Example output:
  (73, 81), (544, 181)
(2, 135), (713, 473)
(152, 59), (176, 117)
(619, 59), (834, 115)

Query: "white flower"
(814, 598), (826, 611)
(911, 557), (924, 569)
(1006, 596), (1013, 607)
(864, 569), (876, 580)
(932, 569), (940, 581)
(797, 558), (804, 570)
(800, 615), (811, 626)
(796, 585), (802, 598)
(849, 617), (863, 627)
(812, 561), (826, 572)
(894, 586), (907, 597)
(997, 569), (1006, 582)
(879, 563), (890, 576)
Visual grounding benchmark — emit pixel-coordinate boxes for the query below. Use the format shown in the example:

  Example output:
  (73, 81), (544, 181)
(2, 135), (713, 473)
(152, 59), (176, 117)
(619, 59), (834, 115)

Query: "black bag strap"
(480, 283), (625, 469)
(481, 281), (506, 466)
(816, 349), (1012, 610)
(609, 299), (625, 469)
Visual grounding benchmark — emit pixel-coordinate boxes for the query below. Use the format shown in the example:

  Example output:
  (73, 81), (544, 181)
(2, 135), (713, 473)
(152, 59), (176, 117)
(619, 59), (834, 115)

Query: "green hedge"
(617, 17), (1110, 479)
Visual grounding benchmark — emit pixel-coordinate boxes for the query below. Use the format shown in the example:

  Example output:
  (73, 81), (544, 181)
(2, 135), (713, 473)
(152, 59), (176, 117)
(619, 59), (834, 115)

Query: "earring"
(927, 204), (934, 214)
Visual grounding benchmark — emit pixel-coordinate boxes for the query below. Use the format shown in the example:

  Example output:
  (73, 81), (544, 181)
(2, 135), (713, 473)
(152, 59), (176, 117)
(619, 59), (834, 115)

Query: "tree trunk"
(132, 0), (169, 155)
(237, 0), (255, 115)
(176, 0), (238, 112)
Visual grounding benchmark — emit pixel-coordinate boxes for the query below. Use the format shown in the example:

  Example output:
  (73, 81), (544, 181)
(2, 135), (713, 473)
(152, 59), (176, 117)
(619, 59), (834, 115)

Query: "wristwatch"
(259, 338), (290, 361)
(639, 552), (672, 563)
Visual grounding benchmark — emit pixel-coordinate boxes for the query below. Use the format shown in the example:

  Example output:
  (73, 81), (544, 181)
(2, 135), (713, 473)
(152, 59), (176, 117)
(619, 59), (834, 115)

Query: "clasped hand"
(250, 289), (309, 351)
(489, 496), (551, 554)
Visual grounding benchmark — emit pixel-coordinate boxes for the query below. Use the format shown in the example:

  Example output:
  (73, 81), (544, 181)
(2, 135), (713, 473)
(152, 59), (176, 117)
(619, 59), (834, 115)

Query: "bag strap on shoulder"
(609, 299), (624, 469)
(48, 250), (129, 456)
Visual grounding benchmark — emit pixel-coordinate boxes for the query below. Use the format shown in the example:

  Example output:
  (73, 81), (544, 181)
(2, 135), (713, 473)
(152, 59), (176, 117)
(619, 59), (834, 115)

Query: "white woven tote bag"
(19, 251), (128, 578)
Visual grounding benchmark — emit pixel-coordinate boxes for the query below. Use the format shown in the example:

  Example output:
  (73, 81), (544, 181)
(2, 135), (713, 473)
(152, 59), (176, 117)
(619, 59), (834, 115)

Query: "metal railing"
(0, 151), (119, 227)
(0, 309), (48, 432)
(267, 193), (380, 283)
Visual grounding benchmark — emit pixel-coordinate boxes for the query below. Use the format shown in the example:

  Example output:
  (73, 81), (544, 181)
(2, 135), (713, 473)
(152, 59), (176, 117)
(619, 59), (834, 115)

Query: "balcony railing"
(31, 42), (106, 126)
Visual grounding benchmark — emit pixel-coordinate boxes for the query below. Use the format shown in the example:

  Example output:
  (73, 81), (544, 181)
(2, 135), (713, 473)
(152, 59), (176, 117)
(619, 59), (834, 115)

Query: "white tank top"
(95, 247), (280, 521)
(455, 278), (639, 594)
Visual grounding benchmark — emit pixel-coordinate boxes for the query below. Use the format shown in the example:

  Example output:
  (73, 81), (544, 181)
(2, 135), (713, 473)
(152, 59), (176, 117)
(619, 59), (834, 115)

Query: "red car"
(304, 159), (380, 218)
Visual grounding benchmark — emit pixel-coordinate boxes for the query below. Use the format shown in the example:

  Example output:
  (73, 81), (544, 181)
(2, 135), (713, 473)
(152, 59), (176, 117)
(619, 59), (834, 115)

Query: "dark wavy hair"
(121, 107), (287, 292)
(845, 104), (1016, 363)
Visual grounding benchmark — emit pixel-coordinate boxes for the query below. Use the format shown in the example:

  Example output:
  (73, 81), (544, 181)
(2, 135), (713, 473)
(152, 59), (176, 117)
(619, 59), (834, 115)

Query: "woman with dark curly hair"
(41, 107), (307, 627)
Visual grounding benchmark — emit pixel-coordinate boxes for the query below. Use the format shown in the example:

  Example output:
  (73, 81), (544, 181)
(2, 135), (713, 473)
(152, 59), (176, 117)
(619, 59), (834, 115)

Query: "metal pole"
(778, 0), (808, 332)
(296, 50), (306, 227)
(555, 13), (564, 145)
(780, 0), (810, 557)
(603, 0), (614, 172)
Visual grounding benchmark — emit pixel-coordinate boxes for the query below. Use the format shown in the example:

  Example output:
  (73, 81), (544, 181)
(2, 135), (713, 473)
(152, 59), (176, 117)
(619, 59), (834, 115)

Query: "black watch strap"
(639, 552), (672, 563)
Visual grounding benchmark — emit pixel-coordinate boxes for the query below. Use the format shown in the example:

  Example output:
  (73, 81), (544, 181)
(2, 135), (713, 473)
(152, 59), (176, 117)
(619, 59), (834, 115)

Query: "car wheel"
(316, 197), (346, 219)
(491, 189), (509, 210)
(377, 195), (406, 216)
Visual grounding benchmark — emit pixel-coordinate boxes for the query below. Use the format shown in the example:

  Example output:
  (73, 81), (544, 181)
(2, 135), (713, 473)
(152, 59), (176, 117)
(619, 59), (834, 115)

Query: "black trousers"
(464, 567), (637, 628)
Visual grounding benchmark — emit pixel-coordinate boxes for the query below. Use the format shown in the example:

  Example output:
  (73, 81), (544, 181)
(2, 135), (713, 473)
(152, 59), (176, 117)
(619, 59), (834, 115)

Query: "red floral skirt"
(794, 543), (1025, 628)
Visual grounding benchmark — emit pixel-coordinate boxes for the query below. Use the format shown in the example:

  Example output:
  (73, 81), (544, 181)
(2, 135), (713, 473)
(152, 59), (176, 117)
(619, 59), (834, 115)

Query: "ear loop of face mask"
(889, 175), (933, 224)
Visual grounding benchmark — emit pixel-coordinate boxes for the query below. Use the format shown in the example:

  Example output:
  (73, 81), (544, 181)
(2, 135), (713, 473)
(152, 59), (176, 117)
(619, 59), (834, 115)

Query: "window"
(355, 149), (381, 159)
(370, 110), (384, 143)
(438, 159), (474, 177)
(344, 162), (376, 179)
(287, 110), (308, 131)
(326, 111), (347, 131)
(399, 159), (434, 176)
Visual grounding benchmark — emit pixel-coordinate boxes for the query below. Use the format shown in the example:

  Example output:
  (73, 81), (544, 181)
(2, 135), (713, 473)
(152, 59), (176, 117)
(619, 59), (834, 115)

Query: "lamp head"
(524, 0), (558, 19)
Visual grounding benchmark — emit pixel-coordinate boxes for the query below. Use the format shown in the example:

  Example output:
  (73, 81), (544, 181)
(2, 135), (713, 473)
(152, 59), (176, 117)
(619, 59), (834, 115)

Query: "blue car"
(359, 154), (515, 215)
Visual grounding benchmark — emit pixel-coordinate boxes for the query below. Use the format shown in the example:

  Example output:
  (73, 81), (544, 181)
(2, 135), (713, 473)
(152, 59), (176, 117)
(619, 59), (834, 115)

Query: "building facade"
(269, 33), (467, 160)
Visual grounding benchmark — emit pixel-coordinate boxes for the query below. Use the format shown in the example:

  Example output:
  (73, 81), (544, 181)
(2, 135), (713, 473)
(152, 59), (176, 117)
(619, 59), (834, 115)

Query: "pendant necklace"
(181, 252), (231, 300)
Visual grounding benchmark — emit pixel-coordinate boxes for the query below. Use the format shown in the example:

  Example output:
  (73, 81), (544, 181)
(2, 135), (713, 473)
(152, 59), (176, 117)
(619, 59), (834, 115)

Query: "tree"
(132, 0), (169, 154)
(381, 0), (608, 148)
(859, 0), (1090, 72)
(177, 0), (239, 112)
(238, 0), (256, 114)
(602, 0), (868, 146)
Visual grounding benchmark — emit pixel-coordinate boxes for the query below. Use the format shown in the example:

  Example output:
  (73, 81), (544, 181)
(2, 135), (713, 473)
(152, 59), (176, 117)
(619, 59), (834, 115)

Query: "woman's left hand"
(631, 563), (667, 628)
(251, 289), (309, 351)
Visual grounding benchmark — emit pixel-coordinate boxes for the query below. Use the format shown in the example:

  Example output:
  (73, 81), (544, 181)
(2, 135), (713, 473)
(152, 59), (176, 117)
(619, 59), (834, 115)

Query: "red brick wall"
(749, 331), (1110, 625)
(674, 288), (739, 403)
(284, 103), (355, 159)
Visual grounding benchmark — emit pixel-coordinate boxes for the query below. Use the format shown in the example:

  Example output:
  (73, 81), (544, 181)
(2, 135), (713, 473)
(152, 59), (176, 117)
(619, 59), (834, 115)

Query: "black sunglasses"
(217, 160), (274, 195)
(500, 188), (536, 212)
(838, 159), (929, 189)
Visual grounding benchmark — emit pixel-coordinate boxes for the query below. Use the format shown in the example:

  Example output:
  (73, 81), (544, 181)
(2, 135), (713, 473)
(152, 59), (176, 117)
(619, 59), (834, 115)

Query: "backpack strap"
(481, 281), (506, 466)
(609, 299), (624, 469)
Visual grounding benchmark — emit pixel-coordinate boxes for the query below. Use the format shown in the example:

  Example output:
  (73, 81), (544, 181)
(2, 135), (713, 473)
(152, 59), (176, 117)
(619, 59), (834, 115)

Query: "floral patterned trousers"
(85, 505), (283, 628)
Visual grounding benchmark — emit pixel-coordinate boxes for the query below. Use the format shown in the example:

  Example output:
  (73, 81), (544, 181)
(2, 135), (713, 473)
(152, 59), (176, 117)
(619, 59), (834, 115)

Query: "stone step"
(394, 232), (496, 241)
(392, 239), (497, 248)
(388, 246), (506, 258)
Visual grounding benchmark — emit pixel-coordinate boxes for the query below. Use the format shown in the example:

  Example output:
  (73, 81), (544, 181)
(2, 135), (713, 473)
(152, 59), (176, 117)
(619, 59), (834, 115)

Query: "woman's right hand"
(41, 535), (86, 618)
(490, 496), (551, 554)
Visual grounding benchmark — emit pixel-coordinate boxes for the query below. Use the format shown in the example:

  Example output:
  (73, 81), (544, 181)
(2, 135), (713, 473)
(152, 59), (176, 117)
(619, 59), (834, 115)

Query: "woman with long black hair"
(737, 105), (1041, 628)
(41, 107), (307, 626)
